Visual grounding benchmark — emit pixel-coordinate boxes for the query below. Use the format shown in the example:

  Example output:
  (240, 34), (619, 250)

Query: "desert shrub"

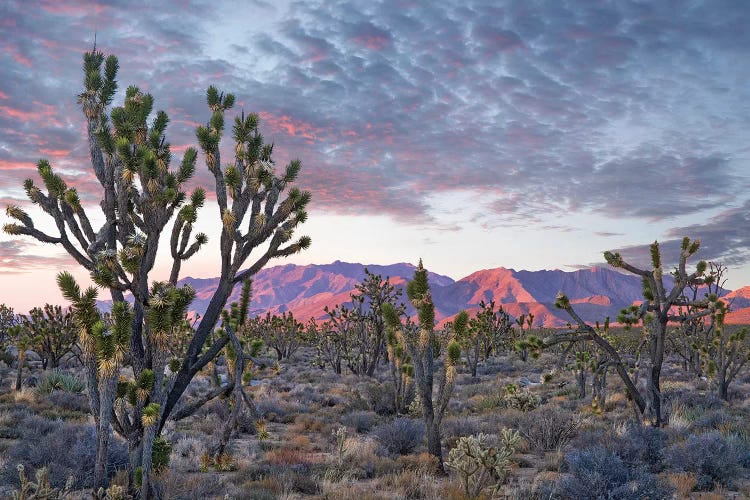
(395, 452), (441, 475)
(474, 394), (504, 411)
(726, 434), (750, 468)
(663, 388), (724, 411)
(517, 407), (579, 452)
(557, 447), (673, 499)
(322, 436), (386, 480)
(170, 436), (207, 472)
(363, 381), (396, 416)
(46, 391), (89, 413)
(293, 414), (329, 433)
(35, 370), (85, 395)
(0, 416), (128, 489)
(663, 389), (725, 430)
(443, 416), (484, 449)
(386, 469), (440, 499)
(157, 470), (224, 499)
(255, 395), (288, 421)
(264, 448), (315, 470)
(692, 409), (733, 433)
(665, 431), (743, 490)
(372, 417), (425, 455)
(342, 410), (379, 433)
(616, 424), (667, 472)
(289, 383), (327, 406)
(278, 470), (320, 495)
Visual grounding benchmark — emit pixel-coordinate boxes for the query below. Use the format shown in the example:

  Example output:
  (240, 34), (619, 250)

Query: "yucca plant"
(4, 48), (311, 496)
(36, 370), (85, 395)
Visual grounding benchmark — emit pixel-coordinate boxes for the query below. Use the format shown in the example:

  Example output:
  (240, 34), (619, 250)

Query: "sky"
(1, 0), (749, 312)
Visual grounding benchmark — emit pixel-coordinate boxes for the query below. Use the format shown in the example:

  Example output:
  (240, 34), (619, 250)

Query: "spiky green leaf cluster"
(147, 282), (196, 338)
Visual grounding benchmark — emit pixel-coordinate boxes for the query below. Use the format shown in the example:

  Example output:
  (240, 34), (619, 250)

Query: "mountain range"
(173, 261), (750, 327)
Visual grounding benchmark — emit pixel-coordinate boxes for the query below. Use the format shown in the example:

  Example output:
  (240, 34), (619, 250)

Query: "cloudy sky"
(1, 0), (749, 311)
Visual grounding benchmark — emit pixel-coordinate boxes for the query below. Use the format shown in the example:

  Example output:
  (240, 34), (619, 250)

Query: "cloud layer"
(0, 0), (748, 271)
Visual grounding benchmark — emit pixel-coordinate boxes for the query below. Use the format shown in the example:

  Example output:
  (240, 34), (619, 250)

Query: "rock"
(25, 350), (41, 362)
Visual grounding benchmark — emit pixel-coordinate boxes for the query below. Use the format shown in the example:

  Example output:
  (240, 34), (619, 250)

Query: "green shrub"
(152, 436), (172, 474)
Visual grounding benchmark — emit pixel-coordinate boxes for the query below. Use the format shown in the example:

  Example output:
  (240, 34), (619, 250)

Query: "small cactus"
(12, 464), (73, 500)
(445, 430), (520, 499)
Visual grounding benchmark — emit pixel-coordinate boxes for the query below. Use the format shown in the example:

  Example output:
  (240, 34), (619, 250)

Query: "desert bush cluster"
(2, 48), (750, 499)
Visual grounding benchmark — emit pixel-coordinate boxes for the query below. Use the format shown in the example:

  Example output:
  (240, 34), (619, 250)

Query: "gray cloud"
(1, 0), (749, 260)
(610, 200), (750, 269)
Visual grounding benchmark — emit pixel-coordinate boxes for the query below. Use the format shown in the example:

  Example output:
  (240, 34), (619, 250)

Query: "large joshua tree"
(3, 49), (311, 495)
(383, 260), (466, 471)
(548, 238), (720, 426)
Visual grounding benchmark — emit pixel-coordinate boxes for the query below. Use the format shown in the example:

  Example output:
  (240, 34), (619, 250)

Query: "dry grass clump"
(383, 469), (442, 499)
(157, 470), (225, 499)
(170, 436), (208, 472)
(395, 452), (441, 475)
(292, 413), (330, 433)
(668, 472), (698, 498)
(264, 447), (321, 467)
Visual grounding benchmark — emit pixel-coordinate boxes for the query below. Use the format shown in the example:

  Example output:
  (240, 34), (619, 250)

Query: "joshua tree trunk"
(425, 416), (443, 465)
(577, 369), (586, 399)
(14, 350), (24, 391)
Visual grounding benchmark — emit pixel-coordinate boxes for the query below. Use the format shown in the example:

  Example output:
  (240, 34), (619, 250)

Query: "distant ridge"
(149, 261), (746, 327)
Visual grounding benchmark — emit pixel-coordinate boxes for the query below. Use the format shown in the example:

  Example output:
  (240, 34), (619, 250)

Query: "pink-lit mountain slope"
(168, 262), (750, 327)
(102, 262), (750, 326)
(725, 287), (750, 324)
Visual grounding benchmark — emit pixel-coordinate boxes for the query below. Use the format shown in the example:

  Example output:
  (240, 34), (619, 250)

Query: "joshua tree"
(314, 270), (404, 376)
(668, 262), (748, 400)
(546, 239), (719, 426)
(460, 300), (513, 377)
(478, 300), (513, 360)
(214, 279), (264, 461)
(253, 310), (304, 361)
(700, 304), (749, 400)
(7, 324), (33, 391)
(3, 48), (310, 495)
(385, 314), (414, 413)
(57, 274), (133, 491)
(309, 316), (346, 374)
(14, 304), (77, 370)
(350, 269), (403, 376)
(383, 260), (466, 471)
(514, 313), (535, 362)
(0, 303), (17, 346)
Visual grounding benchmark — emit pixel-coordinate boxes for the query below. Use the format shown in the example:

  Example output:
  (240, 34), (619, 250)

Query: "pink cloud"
(258, 111), (322, 141)
(0, 102), (63, 126)
(353, 34), (390, 51)
(38, 1), (107, 16)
